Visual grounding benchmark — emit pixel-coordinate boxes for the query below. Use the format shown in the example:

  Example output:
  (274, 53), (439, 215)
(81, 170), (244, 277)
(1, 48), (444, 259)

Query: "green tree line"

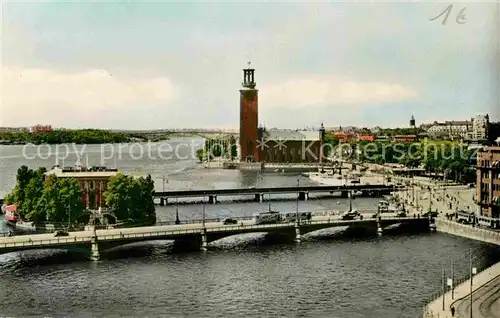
(4, 166), (155, 227)
(330, 140), (476, 182)
(196, 136), (238, 161)
(0, 129), (131, 144)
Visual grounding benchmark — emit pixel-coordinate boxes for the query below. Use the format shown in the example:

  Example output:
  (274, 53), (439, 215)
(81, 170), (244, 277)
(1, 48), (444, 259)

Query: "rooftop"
(45, 165), (119, 178)
(263, 130), (320, 141)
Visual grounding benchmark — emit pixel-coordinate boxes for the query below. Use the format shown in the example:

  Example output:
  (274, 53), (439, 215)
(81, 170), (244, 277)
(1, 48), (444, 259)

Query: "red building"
(29, 125), (53, 133)
(358, 134), (375, 142)
(258, 128), (325, 163)
(44, 166), (118, 210)
(393, 135), (418, 142)
(239, 65), (260, 162)
(334, 132), (355, 143)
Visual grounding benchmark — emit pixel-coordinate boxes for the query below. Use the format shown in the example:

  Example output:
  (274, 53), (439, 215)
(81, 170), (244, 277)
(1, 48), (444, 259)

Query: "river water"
(1, 140), (499, 318)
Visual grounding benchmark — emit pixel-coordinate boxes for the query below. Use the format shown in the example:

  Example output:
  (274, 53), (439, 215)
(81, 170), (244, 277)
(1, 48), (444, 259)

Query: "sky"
(1, 0), (499, 130)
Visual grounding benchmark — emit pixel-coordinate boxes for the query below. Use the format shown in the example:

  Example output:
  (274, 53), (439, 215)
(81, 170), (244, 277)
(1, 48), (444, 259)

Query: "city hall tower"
(239, 63), (259, 162)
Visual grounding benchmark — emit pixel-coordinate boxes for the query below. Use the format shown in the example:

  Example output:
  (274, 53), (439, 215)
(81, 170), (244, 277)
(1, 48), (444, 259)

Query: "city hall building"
(238, 65), (325, 163)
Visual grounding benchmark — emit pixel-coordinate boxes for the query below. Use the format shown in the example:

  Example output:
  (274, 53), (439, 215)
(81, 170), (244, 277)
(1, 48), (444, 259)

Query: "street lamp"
(296, 178), (300, 225)
(470, 249), (477, 318)
(175, 196), (180, 224)
(202, 193), (206, 228)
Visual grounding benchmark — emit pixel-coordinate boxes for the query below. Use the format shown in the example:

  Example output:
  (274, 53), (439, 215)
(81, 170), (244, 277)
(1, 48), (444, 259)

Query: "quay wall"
(422, 219), (500, 317)
(435, 218), (500, 246)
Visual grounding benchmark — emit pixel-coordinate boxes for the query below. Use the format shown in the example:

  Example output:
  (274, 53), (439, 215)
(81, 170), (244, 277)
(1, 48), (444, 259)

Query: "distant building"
(358, 134), (375, 142)
(394, 135), (418, 142)
(423, 115), (490, 141)
(44, 165), (119, 210)
(0, 127), (29, 133)
(334, 131), (355, 143)
(410, 115), (416, 128)
(471, 114), (489, 141)
(426, 120), (472, 140)
(476, 146), (500, 223)
(29, 125), (53, 133)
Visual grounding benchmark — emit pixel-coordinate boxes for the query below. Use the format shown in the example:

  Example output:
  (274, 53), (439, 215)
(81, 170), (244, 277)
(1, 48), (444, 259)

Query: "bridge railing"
(0, 236), (92, 249)
(89, 216), (426, 241)
(0, 215), (423, 248)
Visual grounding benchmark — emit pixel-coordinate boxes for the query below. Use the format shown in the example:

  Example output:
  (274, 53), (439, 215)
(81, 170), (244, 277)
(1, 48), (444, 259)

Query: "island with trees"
(0, 129), (172, 145)
(3, 165), (156, 230)
(0, 129), (132, 145)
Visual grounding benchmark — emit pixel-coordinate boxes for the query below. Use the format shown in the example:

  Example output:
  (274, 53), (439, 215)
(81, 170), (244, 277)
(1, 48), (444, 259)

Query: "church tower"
(239, 63), (259, 162)
(410, 115), (416, 128)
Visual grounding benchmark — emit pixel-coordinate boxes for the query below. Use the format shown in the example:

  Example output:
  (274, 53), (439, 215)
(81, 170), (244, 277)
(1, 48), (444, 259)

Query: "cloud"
(1, 66), (180, 126)
(259, 76), (418, 108)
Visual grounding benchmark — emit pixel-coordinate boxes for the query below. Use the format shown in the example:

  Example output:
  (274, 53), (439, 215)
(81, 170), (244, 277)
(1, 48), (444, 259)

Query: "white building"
(424, 114), (490, 141)
(426, 120), (472, 139)
(471, 114), (489, 141)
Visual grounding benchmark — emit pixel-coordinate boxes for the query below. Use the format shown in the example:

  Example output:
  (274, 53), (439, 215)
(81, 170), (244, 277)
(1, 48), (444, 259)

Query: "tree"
(23, 168), (47, 224)
(196, 149), (204, 162)
(42, 175), (84, 226)
(323, 133), (340, 157)
(229, 136), (238, 160)
(104, 173), (156, 225)
(104, 173), (131, 221)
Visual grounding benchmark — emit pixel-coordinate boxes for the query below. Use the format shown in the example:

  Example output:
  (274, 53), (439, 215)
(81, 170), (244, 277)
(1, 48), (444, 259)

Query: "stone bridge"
(115, 129), (238, 141)
(0, 215), (431, 261)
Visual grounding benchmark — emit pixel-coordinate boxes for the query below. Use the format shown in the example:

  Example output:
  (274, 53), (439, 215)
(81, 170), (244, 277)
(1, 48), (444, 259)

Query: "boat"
(2, 204), (19, 227)
(16, 220), (36, 232)
(308, 171), (344, 186)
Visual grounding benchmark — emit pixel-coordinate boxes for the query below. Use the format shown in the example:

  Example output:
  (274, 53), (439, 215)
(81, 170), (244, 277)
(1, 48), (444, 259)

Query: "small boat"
(16, 220), (36, 232)
(3, 205), (19, 228)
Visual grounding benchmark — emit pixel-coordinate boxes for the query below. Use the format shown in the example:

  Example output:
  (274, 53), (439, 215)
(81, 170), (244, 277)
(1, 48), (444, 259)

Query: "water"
(1, 141), (499, 317)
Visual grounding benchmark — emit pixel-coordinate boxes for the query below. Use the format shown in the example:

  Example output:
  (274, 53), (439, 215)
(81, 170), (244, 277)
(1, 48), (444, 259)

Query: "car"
(54, 230), (69, 237)
(341, 214), (355, 220)
(223, 218), (238, 225)
(397, 212), (407, 217)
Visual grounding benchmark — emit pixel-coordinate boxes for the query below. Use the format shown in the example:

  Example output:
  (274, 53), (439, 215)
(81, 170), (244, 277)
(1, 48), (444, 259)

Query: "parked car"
(223, 218), (238, 225)
(54, 230), (69, 237)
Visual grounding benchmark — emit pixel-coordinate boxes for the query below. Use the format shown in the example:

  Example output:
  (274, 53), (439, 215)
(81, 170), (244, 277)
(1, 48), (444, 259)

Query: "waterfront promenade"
(424, 261), (500, 318)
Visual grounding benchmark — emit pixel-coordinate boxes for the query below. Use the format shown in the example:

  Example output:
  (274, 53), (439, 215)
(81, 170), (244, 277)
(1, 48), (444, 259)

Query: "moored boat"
(2, 204), (19, 227)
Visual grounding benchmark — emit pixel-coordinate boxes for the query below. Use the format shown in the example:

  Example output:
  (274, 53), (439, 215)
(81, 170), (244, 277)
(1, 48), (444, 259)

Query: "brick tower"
(239, 63), (259, 162)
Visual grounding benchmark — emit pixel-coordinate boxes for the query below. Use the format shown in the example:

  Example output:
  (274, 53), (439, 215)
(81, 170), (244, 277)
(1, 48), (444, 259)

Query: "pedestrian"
(451, 307), (455, 316)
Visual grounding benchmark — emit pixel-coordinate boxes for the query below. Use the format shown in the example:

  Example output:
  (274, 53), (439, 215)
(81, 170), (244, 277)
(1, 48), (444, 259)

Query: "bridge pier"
(90, 237), (100, 261)
(200, 230), (208, 251)
(254, 193), (263, 203)
(376, 217), (383, 236)
(208, 195), (217, 204)
(294, 224), (301, 243)
(298, 191), (308, 201)
(160, 197), (166, 206)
